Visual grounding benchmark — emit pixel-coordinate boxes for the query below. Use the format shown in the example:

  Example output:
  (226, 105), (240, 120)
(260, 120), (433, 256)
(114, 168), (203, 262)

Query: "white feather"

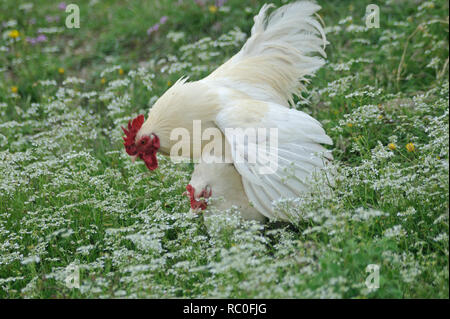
(207, 1), (327, 106)
(214, 100), (332, 221)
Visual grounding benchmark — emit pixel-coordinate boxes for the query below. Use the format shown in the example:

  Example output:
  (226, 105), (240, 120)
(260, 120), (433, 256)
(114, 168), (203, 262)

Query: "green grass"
(0, 0), (448, 298)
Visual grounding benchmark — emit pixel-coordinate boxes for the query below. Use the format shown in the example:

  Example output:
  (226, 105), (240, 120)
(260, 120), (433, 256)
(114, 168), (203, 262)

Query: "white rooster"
(122, 1), (332, 222)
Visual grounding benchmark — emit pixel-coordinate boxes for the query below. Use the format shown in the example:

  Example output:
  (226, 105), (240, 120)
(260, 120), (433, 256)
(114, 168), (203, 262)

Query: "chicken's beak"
(130, 155), (138, 163)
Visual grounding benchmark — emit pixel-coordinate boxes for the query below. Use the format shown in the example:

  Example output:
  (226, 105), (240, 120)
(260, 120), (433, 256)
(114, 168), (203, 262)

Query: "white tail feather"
(208, 1), (328, 106)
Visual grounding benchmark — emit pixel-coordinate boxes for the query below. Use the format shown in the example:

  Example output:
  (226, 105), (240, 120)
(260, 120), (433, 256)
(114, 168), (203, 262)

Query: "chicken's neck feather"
(138, 79), (223, 158)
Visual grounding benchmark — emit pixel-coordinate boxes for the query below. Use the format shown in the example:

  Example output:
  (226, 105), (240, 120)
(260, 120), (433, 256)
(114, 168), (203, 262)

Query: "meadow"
(0, 0), (448, 298)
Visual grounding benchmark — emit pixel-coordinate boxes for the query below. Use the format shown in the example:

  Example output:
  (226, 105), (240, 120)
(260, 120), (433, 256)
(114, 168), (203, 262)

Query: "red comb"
(121, 114), (145, 155)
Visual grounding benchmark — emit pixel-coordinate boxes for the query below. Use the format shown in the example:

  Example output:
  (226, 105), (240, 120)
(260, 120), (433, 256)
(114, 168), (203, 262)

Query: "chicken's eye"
(141, 140), (146, 145)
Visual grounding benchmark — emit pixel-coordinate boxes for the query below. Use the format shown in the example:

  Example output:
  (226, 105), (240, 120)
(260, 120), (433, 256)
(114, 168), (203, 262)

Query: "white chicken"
(122, 1), (333, 222)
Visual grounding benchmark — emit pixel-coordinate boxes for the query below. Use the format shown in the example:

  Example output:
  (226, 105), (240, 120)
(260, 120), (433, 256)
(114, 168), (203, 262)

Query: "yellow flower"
(377, 115), (383, 120)
(8, 30), (20, 39)
(167, 80), (172, 87)
(406, 143), (415, 152)
(118, 68), (124, 75)
(388, 143), (396, 151)
(11, 86), (18, 93)
(346, 123), (353, 128)
(101, 78), (106, 84)
(208, 5), (218, 14)
(58, 67), (65, 74)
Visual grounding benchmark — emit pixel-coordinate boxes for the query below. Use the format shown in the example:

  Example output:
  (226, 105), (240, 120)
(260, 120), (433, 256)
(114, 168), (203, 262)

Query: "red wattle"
(141, 152), (158, 171)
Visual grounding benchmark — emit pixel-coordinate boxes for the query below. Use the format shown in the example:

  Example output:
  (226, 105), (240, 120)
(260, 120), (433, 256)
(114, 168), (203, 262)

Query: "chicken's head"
(122, 114), (160, 170)
(184, 184), (212, 212)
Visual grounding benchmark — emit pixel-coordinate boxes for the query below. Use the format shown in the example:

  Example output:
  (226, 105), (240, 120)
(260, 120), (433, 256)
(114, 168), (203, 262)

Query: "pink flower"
(147, 23), (160, 35)
(36, 34), (47, 42)
(194, 0), (206, 6)
(26, 34), (47, 45)
(147, 16), (168, 36)
(46, 15), (60, 23)
(160, 16), (168, 24)
(58, 2), (67, 10)
(216, 0), (227, 7)
(26, 37), (37, 45)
